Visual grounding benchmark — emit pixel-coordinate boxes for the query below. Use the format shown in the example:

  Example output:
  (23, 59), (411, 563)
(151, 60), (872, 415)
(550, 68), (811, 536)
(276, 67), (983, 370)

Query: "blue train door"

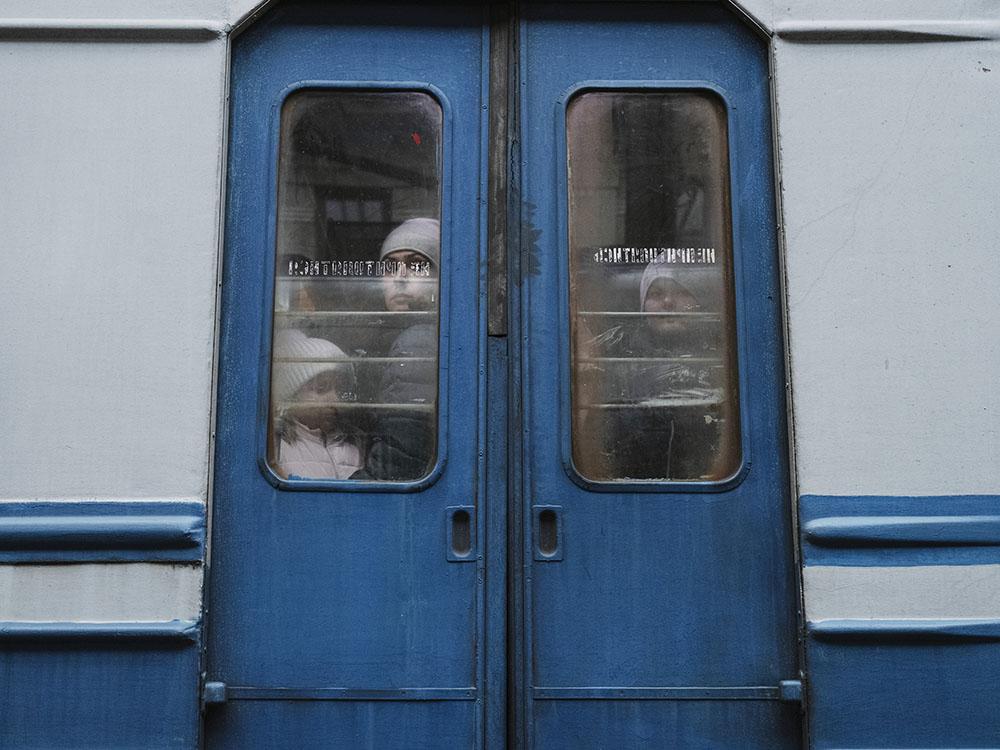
(206, 2), (800, 748)
(204, 3), (494, 747)
(515, 4), (801, 748)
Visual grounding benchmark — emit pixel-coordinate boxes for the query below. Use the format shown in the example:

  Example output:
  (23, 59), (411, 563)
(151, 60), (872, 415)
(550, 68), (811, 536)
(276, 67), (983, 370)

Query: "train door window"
(567, 90), (740, 482)
(267, 89), (442, 482)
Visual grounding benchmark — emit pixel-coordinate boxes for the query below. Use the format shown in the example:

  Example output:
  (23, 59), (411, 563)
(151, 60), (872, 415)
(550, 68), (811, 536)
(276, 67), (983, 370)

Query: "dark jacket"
(574, 321), (735, 481)
(361, 323), (437, 480)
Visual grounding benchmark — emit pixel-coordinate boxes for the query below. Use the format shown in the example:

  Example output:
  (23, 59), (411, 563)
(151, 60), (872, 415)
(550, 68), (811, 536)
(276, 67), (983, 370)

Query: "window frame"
(557, 81), (753, 493)
(255, 80), (453, 492)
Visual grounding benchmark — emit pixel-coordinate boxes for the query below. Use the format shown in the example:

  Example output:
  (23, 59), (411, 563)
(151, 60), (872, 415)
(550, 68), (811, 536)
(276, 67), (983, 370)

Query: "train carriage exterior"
(0, 1), (997, 748)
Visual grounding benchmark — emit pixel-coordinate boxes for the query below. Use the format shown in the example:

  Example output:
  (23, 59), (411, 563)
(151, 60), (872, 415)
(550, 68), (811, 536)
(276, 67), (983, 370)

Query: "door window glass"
(567, 91), (740, 482)
(267, 90), (441, 482)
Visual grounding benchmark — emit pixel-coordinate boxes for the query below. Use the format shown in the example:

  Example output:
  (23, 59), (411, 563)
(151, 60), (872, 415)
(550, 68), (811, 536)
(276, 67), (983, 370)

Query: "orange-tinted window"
(567, 91), (740, 482)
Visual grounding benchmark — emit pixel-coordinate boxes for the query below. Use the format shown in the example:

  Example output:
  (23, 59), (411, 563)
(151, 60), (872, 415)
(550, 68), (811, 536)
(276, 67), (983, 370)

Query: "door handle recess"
(446, 506), (476, 562)
(533, 505), (563, 561)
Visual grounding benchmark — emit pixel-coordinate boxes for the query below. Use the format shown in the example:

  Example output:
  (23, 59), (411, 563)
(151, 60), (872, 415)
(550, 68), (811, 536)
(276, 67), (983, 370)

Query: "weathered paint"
(205, 5), (490, 748)
(0, 1), (230, 19)
(518, 5), (799, 748)
(0, 9), (226, 747)
(0, 1), (997, 748)
(0, 499), (206, 563)
(739, 0), (1000, 29)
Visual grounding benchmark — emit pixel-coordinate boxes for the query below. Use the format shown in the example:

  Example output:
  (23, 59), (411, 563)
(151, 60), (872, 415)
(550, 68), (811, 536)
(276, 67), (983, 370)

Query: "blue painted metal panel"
(0, 639), (201, 749)
(518, 3), (799, 748)
(802, 495), (1000, 749)
(206, 2), (491, 747)
(0, 501), (205, 748)
(534, 686), (784, 699)
(484, 336), (509, 749)
(0, 500), (204, 563)
(532, 701), (801, 749)
(801, 494), (1000, 566)
(807, 623), (1000, 748)
(205, 701), (476, 750)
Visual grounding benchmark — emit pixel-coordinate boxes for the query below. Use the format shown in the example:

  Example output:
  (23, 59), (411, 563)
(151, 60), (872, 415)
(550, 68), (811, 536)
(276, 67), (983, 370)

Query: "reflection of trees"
(614, 94), (720, 247)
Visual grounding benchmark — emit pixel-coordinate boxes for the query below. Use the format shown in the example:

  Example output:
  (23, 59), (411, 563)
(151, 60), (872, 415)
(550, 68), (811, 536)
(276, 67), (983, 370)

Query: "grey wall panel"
(0, 38), (228, 500)
(774, 32), (1000, 495)
(0, 1), (228, 20)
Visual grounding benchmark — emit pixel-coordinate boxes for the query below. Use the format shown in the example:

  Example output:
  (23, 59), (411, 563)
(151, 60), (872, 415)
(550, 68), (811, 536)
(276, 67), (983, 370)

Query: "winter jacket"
(275, 420), (363, 480)
(362, 323), (437, 481)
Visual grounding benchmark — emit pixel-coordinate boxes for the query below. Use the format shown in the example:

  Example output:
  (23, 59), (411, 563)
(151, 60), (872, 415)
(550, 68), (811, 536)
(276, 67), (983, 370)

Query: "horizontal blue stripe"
(0, 619), (199, 643)
(0, 501), (205, 562)
(800, 495), (1000, 566)
(810, 619), (1000, 644)
(0, 516), (202, 549)
(225, 687), (476, 701)
(805, 515), (1000, 546)
(533, 686), (783, 701)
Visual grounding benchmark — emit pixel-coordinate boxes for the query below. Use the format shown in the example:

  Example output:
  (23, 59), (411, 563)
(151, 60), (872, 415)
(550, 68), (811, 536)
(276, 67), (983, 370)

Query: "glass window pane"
(268, 90), (441, 482)
(568, 91), (741, 482)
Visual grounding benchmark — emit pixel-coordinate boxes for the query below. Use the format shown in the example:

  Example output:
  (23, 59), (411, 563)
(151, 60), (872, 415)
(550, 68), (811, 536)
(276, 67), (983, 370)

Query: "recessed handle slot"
(538, 510), (558, 554)
(446, 506), (476, 562)
(533, 505), (563, 561)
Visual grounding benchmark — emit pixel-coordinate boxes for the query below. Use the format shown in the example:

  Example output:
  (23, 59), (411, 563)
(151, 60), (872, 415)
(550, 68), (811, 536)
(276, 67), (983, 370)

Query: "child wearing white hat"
(270, 329), (364, 480)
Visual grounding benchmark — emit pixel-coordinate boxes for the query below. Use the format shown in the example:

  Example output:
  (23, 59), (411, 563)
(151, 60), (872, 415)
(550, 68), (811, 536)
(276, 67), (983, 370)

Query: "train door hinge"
(778, 679), (803, 704)
(202, 680), (228, 708)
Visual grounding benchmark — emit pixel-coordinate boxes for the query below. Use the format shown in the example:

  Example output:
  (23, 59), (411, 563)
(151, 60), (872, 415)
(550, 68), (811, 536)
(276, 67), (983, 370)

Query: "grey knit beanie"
(379, 218), (440, 266)
(639, 252), (716, 310)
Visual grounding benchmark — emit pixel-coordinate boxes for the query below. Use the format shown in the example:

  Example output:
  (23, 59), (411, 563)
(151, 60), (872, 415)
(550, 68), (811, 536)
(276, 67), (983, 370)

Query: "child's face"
(296, 371), (342, 403)
(292, 371), (347, 429)
(381, 249), (436, 312)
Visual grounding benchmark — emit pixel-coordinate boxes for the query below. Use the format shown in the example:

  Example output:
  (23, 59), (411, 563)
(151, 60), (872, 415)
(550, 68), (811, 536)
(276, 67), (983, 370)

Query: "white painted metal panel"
(774, 33), (1000, 495)
(0, 563), (202, 621)
(804, 565), (1000, 620)
(0, 38), (228, 500)
(0, 1), (227, 20)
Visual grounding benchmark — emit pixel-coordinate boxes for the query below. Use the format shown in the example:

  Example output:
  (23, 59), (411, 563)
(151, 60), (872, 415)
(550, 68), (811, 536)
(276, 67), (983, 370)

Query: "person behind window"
(361, 218), (439, 481)
(580, 252), (729, 480)
(271, 329), (365, 480)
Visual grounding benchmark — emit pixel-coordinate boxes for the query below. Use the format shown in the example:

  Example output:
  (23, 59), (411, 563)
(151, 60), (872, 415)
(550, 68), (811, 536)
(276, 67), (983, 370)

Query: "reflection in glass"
(268, 90), (441, 482)
(568, 91), (740, 481)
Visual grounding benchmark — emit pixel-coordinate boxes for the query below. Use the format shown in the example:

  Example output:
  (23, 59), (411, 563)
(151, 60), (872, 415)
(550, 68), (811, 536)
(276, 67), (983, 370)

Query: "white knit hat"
(379, 217), (440, 265)
(271, 329), (354, 405)
(639, 252), (717, 310)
